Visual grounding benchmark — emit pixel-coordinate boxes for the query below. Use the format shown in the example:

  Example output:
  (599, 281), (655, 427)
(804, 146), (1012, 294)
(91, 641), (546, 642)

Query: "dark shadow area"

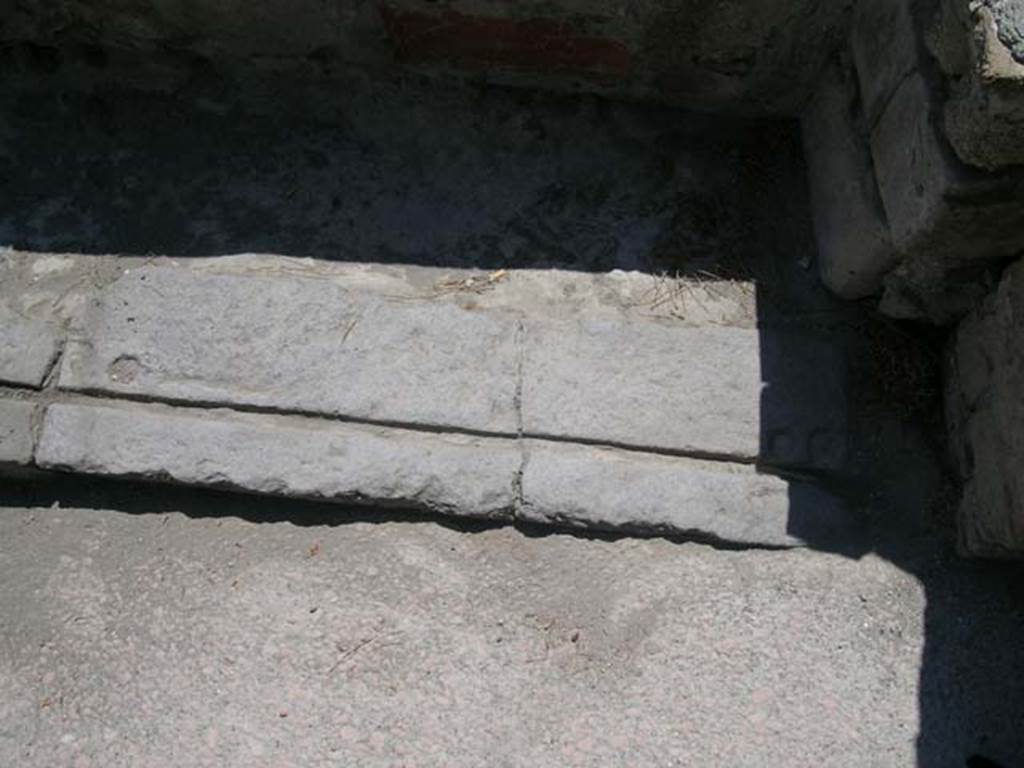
(0, 474), (789, 552)
(0, 63), (810, 278)
(0, 474), (504, 533)
(1, 52), (1022, 766)
(748, 129), (1024, 765)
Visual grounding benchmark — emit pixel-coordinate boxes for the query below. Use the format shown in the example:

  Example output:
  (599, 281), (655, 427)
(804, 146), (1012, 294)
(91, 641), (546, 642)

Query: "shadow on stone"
(0, 65), (1021, 766)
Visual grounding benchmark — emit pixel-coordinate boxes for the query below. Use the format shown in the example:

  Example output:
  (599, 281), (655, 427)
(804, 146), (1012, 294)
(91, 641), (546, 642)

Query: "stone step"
(0, 399), (36, 469)
(0, 252), (857, 548)
(0, 305), (60, 388)
(24, 396), (856, 549)
(57, 261), (846, 469)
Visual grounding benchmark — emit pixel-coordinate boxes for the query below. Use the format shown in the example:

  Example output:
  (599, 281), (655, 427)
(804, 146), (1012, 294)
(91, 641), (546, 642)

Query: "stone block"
(520, 319), (848, 472)
(0, 304), (60, 388)
(848, 0), (1024, 322)
(801, 60), (897, 299)
(518, 440), (858, 549)
(58, 267), (521, 435)
(851, 0), (921, 127)
(868, 70), (1024, 322)
(937, 0), (1024, 170)
(869, 72), (957, 254)
(0, 399), (35, 467)
(946, 258), (1024, 557)
(36, 401), (520, 519)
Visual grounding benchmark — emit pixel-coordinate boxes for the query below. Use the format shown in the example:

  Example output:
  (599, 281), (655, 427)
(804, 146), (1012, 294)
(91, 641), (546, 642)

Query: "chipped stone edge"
(0, 389), (852, 549)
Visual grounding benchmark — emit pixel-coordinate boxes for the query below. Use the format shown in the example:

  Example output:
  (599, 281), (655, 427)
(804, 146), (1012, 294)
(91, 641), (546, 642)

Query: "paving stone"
(36, 401), (520, 519)
(520, 318), (848, 471)
(518, 440), (858, 549)
(58, 267), (521, 435)
(0, 304), (60, 387)
(0, 399), (35, 467)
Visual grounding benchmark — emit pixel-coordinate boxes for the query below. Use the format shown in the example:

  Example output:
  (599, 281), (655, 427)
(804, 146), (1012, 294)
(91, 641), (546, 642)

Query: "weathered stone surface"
(850, 0), (922, 127)
(801, 60), (897, 299)
(36, 401), (520, 519)
(521, 319), (848, 471)
(1, 0), (852, 116)
(55, 262), (849, 469)
(59, 267), (520, 435)
(522, 320), (759, 460)
(930, 0), (1024, 170)
(0, 399), (35, 467)
(867, 69), (1024, 322)
(989, 0), (1024, 62)
(0, 304), (60, 387)
(34, 398), (855, 546)
(869, 73), (957, 255)
(946, 258), (1024, 558)
(846, 0), (1024, 322)
(519, 440), (857, 549)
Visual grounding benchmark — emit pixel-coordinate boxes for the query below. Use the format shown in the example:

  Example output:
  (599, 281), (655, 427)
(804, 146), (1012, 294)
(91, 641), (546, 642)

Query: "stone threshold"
(2, 391), (856, 549)
(1, 252), (857, 548)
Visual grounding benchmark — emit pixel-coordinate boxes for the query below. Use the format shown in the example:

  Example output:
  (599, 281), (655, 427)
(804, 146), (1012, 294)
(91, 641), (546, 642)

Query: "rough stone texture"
(59, 267), (521, 435)
(31, 396), (856, 547)
(990, 0), (1024, 62)
(56, 261), (849, 470)
(946, 258), (1024, 558)
(931, 0), (1024, 170)
(843, 0), (1024, 323)
(522, 319), (848, 471)
(801, 60), (897, 299)
(0, 399), (35, 467)
(0, 0), (852, 116)
(1, 497), (1022, 767)
(0, 303), (60, 387)
(522, 320), (759, 460)
(867, 71), (1024, 322)
(35, 401), (520, 520)
(850, 0), (923, 128)
(869, 72), (960, 255)
(519, 440), (856, 549)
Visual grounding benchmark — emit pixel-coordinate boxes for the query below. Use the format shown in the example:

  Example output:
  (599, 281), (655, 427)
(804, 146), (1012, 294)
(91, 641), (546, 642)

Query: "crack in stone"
(3, 379), (809, 473)
(512, 317), (527, 518)
(39, 323), (68, 392)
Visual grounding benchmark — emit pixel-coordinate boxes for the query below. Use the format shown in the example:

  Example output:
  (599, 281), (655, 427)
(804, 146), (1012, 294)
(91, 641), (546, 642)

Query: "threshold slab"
(35, 400), (520, 520)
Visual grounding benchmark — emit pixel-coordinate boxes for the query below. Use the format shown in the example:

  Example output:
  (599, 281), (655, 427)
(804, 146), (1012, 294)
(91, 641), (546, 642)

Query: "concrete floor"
(1, 479), (1022, 767)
